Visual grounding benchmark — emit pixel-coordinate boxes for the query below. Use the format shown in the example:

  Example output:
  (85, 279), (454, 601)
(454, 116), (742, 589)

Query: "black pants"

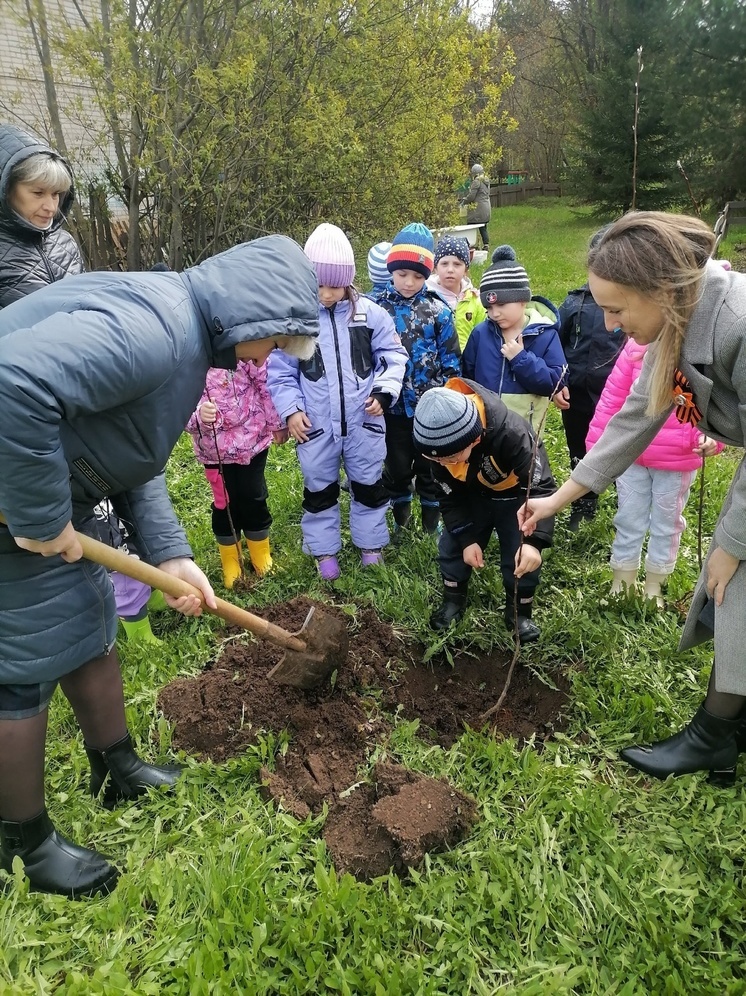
(561, 402), (600, 506)
(383, 413), (442, 505)
(207, 454), (271, 542)
(438, 495), (542, 598)
(561, 401), (595, 472)
(478, 224), (489, 248)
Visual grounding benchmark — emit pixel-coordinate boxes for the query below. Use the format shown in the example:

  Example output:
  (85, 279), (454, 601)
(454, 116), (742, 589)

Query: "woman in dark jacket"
(0, 235), (319, 899)
(0, 124), (166, 643)
(0, 124), (83, 308)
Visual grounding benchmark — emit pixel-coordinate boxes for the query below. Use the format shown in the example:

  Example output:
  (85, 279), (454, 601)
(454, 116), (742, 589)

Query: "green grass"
(472, 199), (606, 305)
(6, 200), (746, 995)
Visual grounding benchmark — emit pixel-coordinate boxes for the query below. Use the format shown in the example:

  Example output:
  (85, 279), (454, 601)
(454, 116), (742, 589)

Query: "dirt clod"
(158, 596), (567, 879)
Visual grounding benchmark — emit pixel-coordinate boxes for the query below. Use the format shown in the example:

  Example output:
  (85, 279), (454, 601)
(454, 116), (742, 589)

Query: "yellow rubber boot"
(120, 614), (162, 645)
(246, 537), (273, 577)
(218, 542), (243, 589)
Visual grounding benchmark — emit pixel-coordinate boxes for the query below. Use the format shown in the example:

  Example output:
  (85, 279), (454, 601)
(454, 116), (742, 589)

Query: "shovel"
(0, 515), (348, 690)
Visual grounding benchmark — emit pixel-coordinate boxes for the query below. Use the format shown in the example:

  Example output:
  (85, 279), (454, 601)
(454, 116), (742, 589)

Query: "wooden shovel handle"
(0, 513), (306, 653)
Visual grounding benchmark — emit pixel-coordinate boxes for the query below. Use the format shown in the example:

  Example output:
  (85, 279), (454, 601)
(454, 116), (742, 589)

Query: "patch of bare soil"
(158, 597), (567, 879)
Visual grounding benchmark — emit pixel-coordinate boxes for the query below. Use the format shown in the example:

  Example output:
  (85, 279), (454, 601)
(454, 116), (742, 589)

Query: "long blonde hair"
(587, 212), (715, 415)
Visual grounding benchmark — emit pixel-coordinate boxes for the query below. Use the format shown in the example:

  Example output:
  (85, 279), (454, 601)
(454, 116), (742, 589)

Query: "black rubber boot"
(391, 499), (412, 540)
(421, 503), (441, 535)
(430, 581), (468, 631)
(86, 733), (182, 809)
(568, 497), (598, 533)
(504, 595), (540, 643)
(620, 705), (739, 784)
(0, 809), (119, 898)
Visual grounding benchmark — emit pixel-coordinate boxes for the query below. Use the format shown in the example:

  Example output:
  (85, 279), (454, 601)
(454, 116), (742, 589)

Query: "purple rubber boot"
(361, 549), (384, 567)
(316, 555), (341, 581)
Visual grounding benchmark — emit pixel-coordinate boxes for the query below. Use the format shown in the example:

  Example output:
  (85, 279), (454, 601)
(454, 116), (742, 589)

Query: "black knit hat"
(413, 388), (483, 457)
(479, 245), (531, 307)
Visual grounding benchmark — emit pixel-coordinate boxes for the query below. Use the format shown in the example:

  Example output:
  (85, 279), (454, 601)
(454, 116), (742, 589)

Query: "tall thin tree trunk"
(631, 46), (643, 211)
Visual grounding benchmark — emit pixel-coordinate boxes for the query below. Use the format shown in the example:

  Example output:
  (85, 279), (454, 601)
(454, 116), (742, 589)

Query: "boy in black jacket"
(413, 377), (555, 642)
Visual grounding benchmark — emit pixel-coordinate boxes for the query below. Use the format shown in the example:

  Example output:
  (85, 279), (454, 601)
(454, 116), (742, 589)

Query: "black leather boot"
(86, 733), (182, 808)
(620, 705), (739, 784)
(737, 715), (746, 754)
(431, 581), (468, 630)
(0, 809), (118, 898)
(504, 595), (540, 643)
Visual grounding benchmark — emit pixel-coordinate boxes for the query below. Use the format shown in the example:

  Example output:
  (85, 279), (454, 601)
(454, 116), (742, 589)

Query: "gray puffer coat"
(0, 124), (84, 309)
(0, 235), (319, 683)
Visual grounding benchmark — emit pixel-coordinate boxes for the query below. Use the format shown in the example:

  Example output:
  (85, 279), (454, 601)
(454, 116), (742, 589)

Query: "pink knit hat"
(303, 223), (355, 288)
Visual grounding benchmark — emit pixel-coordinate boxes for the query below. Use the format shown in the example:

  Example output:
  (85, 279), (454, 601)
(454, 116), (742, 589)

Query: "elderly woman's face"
(588, 273), (665, 345)
(8, 181), (60, 228)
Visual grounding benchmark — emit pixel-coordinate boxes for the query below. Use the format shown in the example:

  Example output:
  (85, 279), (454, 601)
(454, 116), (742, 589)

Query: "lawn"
(5, 201), (746, 995)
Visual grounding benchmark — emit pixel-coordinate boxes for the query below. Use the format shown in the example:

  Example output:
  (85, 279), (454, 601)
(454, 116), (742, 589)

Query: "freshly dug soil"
(158, 597), (567, 879)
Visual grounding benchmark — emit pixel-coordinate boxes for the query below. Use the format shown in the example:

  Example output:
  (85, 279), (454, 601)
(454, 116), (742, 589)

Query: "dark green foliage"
(569, 1), (685, 213)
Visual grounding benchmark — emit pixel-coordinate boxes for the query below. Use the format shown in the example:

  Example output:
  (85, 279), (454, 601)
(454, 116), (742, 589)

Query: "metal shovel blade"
(266, 606), (349, 689)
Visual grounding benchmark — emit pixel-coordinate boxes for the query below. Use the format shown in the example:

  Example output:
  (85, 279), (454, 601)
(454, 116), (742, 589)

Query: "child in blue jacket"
(462, 245), (566, 436)
(373, 222), (461, 534)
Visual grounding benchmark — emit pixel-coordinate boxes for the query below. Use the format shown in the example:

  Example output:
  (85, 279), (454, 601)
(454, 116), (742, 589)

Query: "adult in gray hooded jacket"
(0, 234), (318, 898)
(0, 123), (83, 308)
(519, 212), (746, 788)
(461, 164), (491, 251)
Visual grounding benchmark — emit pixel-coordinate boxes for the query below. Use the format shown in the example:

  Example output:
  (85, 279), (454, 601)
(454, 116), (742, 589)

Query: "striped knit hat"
(413, 387), (483, 457)
(367, 241), (392, 286)
(434, 235), (471, 268)
(479, 245), (531, 307)
(304, 223), (355, 288)
(387, 222), (435, 278)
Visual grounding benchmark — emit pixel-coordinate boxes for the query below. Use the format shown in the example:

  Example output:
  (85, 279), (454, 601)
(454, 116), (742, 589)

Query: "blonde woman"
(519, 211), (746, 785)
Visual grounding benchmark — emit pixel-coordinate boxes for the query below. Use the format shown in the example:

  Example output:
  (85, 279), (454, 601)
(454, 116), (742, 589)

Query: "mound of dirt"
(158, 596), (567, 879)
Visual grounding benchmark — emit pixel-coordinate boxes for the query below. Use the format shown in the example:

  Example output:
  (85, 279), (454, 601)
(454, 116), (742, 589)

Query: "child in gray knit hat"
(412, 377), (556, 642)
(462, 245), (567, 436)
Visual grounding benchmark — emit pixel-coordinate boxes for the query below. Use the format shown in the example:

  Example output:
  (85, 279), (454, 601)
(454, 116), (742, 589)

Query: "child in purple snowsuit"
(186, 360), (283, 587)
(267, 224), (408, 580)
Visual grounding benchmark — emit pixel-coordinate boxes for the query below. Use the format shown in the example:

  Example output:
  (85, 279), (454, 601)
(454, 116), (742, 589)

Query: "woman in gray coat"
(461, 164), (491, 251)
(519, 211), (746, 786)
(0, 235), (318, 898)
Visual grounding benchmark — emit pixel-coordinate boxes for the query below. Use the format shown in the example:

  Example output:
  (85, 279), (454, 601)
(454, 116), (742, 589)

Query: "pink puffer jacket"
(186, 360), (281, 465)
(586, 340), (724, 471)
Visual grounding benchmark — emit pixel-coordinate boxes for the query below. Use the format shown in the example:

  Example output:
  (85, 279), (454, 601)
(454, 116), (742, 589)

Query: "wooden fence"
(489, 182), (562, 208)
